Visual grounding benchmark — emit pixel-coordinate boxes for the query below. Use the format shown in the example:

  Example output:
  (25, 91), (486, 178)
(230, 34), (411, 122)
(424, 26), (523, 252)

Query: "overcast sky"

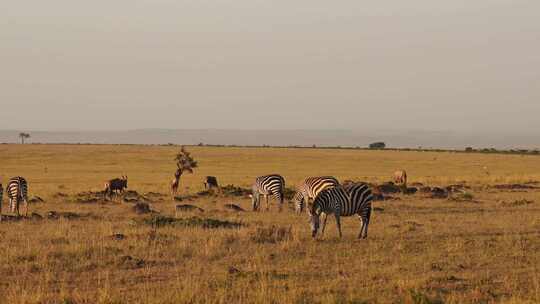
(1, 0), (539, 133)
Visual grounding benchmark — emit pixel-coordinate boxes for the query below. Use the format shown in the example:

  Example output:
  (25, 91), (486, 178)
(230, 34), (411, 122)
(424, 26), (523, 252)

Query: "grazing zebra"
(292, 176), (339, 213)
(251, 174), (285, 211)
(308, 183), (373, 239)
(104, 175), (128, 199)
(393, 170), (407, 187)
(6, 177), (29, 217)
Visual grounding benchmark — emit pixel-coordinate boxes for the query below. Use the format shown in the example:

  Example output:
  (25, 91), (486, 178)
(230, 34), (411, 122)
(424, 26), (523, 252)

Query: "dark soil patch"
(175, 204), (205, 213)
(224, 204), (246, 212)
(221, 185), (251, 197)
(133, 203), (154, 214)
(492, 184), (538, 191)
(140, 215), (244, 229)
(28, 196), (45, 204)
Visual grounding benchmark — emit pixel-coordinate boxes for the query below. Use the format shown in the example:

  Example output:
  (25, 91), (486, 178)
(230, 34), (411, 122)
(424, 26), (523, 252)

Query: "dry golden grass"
(1, 144), (540, 303)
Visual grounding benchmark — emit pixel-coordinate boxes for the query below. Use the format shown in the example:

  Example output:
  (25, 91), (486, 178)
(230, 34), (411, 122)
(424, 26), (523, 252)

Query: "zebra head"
(308, 207), (320, 238)
(291, 191), (304, 211)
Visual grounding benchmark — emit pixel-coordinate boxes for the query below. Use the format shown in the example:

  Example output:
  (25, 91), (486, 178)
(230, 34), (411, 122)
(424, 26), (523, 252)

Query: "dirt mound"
(221, 185), (251, 197)
(376, 183), (402, 194)
(429, 187), (449, 199)
(47, 211), (96, 220)
(28, 196), (45, 204)
(224, 204), (246, 212)
(175, 204), (205, 213)
(492, 184), (538, 191)
(74, 191), (106, 204)
(133, 203), (153, 214)
(403, 187), (418, 195)
(0, 213), (43, 222)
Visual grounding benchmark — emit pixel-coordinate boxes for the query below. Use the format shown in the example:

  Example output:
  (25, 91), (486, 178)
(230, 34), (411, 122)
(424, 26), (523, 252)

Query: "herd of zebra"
(0, 171), (408, 239)
(253, 175), (375, 239)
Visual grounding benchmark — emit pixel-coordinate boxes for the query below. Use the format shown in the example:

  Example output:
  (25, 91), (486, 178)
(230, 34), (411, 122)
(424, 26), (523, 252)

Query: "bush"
(369, 142), (386, 149)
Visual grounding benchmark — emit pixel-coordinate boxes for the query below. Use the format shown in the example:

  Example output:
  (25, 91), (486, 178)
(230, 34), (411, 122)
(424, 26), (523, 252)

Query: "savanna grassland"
(1, 144), (540, 304)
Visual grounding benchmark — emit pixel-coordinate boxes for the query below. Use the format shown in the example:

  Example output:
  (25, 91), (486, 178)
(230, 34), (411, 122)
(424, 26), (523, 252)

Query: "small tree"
(171, 147), (198, 194)
(19, 132), (31, 144)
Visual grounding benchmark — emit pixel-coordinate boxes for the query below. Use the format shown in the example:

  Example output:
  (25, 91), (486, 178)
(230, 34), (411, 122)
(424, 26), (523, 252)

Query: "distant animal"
(0, 183), (3, 221)
(204, 176), (220, 191)
(170, 170), (181, 197)
(6, 177), (29, 217)
(104, 175), (128, 199)
(308, 183), (373, 239)
(393, 170), (408, 186)
(292, 176), (339, 213)
(251, 174), (285, 211)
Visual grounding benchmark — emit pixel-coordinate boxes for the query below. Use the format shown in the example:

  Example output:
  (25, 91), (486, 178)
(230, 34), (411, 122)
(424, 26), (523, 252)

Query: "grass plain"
(0, 144), (540, 303)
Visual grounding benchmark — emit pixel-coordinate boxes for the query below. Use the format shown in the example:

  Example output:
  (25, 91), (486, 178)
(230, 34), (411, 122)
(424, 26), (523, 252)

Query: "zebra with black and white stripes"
(6, 176), (29, 217)
(308, 183), (373, 239)
(292, 176), (339, 213)
(251, 174), (285, 211)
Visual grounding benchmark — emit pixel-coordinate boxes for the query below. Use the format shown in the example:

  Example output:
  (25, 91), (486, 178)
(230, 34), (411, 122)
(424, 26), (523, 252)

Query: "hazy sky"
(1, 1), (539, 133)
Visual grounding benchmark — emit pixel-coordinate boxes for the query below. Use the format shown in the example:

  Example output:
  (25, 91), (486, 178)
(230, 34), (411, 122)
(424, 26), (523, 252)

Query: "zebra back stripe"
(293, 176), (339, 212)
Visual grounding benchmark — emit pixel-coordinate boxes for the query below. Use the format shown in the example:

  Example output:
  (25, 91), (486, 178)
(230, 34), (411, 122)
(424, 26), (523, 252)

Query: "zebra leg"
(279, 194), (283, 212)
(335, 214), (342, 238)
(357, 214), (364, 239)
(15, 199), (20, 217)
(265, 195), (269, 211)
(321, 213), (328, 236)
(361, 209), (372, 239)
(24, 198), (28, 217)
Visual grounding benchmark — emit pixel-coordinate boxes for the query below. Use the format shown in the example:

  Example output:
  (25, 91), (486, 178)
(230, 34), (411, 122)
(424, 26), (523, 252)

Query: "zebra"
(308, 183), (373, 239)
(6, 177), (29, 217)
(292, 176), (339, 213)
(251, 174), (285, 211)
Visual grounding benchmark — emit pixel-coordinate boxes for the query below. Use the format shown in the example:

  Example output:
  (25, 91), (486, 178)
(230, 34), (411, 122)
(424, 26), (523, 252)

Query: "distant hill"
(0, 129), (538, 150)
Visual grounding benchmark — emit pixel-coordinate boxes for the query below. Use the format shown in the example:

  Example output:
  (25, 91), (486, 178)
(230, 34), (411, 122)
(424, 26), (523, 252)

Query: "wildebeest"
(104, 175), (128, 199)
(204, 176), (219, 191)
(393, 170), (407, 187)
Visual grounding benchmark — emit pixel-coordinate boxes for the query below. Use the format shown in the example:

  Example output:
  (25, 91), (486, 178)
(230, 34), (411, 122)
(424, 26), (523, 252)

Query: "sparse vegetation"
(1, 144), (540, 303)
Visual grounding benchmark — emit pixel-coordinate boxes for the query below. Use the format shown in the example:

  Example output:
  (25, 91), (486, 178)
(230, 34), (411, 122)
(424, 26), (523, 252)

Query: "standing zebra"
(251, 174), (285, 211)
(6, 177), (29, 217)
(308, 183), (373, 239)
(292, 176), (339, 213)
